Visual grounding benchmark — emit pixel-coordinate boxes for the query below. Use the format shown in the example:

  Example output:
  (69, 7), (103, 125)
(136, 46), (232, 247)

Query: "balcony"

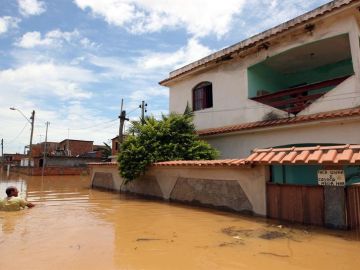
(250, 75), (350, 114)
(248, 34), (354, 114)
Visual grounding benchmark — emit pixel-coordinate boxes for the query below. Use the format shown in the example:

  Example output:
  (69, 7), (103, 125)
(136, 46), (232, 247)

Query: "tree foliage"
(118, 113), (218, 181)
(101, 142), (112, 161)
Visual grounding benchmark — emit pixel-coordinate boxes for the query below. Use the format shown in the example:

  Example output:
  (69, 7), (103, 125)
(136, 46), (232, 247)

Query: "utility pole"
(28, 110), (35, 169)
(139, 100), (147, 125)
(67, 128), (70, 156)
(118, 99), (129, 153)
(41, 121), (50, 176)
(1, 138), (3, 166)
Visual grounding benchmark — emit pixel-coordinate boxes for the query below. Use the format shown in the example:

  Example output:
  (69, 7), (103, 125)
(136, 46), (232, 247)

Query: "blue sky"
(0, 0), (330, 153)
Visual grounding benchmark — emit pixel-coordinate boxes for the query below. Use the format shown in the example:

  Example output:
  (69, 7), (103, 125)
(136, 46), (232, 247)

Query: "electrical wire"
(45, 118), (118, 131)
(126, 107), (140, 116)
(6, 122), (29, 144)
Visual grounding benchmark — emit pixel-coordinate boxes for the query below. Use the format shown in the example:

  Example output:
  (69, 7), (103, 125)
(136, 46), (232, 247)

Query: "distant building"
(31, 142), (59, 157)
(58, 139), (93, 157)
(3, 153), (27, 166)
(111, 136), (119, 156)
(111, 135), (128, 155)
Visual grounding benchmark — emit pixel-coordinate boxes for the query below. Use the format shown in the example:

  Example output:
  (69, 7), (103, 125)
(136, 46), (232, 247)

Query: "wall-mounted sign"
(317, 170), (345, 186)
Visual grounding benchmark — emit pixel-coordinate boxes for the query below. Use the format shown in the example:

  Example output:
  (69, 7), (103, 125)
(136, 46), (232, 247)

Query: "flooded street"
(1, 174), (360, 270)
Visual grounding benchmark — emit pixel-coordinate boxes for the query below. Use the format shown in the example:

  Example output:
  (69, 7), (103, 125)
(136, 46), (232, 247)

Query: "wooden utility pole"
(41, 122), (50, 176)
(118, 99), (129, 153)
(1, 139), (5, 172)
(139, 100), (147, 125)
(28, 110), (35, 169)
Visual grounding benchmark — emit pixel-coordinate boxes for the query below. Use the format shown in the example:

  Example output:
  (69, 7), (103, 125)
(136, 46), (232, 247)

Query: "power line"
(44, 118), (118, 131)
(126, 106), (141, 116)
(6, 122), (29, 144)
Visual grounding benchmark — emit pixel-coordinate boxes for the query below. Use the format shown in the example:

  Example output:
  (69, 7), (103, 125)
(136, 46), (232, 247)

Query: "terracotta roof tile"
(198, 108), (360, 136)
(293, 150), (310, 163)
(350, 153), (360, 163)
(249, 144), (360, 165)
(261, 152), (276, 163)
(270, 152), (287, 163)
(253, 152), (268, 162)
(336, 149), (354, 162)
(306, 150), (323, 163)
(87, 162), (117, 167)
(281, 151), (298, 163)
(154, 159), (247, 167)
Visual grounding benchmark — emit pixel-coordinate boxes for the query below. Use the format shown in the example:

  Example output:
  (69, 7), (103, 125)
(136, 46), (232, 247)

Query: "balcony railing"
(250, 75), (351, 114)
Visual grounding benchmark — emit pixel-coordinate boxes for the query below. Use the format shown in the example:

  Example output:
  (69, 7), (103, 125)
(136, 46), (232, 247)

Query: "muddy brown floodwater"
(1, 174), (360, 270)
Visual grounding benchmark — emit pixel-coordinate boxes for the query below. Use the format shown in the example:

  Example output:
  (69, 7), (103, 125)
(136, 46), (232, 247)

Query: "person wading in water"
(0, 186), (35, 211)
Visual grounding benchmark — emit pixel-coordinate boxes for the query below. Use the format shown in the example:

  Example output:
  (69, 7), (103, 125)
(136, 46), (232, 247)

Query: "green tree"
(101, 142), (112, 161)
(118, 112), (218, 181)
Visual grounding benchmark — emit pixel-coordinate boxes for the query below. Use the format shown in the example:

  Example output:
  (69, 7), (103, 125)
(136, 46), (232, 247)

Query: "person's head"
(5, 186), (18, 197)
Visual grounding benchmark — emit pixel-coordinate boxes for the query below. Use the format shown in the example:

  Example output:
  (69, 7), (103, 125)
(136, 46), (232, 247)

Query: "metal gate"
(267, 183), (325, 226)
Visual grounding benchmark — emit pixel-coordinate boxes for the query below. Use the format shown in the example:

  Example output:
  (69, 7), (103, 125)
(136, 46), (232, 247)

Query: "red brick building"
(58, 139), (93, 157)
(3, 153), (27, 166)
(111, 136), (119, 155)
(31, 142), (59, 157)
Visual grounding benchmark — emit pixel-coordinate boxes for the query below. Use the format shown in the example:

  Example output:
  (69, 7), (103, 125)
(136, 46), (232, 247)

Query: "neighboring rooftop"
(59, 139), (93, 143)
(159, 0), (357, 86)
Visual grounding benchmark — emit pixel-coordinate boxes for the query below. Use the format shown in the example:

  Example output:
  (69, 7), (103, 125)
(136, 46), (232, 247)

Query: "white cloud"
(140, 38), (212, 70)
(0, 16), (20, 35)
(0, 62), (113, 153)
(88, 37), (212, 80)
(15, 29), (97, 49)
(80, 37), (98, 49)
(18, 0), (46, 17)
(236, 0), (329, 38)
(74, 0), (246, 37)
(16, 31), (53, 48)
(0, 63), (96, 100)
(130, 88), (168, 100)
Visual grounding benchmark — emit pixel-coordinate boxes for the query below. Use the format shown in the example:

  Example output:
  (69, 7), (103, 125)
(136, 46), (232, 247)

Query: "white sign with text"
(317, 170), (345, 186)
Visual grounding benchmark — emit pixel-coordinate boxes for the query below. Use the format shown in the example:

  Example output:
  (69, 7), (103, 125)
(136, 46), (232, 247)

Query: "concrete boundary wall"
(90, 164), (268, 216)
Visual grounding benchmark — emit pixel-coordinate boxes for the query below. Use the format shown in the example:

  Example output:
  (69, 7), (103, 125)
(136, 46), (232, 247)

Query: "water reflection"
(0, 173), (359, 270)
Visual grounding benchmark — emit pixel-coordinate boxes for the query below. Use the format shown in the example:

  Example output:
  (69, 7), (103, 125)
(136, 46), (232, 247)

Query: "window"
(193, 82), (213, 111)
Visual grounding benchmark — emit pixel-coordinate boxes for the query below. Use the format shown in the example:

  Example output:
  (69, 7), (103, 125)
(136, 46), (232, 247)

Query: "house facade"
(160, 0), (360, 159)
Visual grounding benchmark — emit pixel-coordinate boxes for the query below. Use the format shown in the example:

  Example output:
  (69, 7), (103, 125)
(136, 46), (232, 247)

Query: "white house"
(160, 0), (360, 159)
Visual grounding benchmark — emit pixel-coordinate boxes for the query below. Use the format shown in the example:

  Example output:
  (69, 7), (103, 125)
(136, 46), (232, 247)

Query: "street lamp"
(10, 107), (35, 169)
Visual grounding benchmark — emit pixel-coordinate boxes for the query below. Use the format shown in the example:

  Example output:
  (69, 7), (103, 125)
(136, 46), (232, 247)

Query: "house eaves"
(197, 107), (360, 137)
(159, 0), (358, 86)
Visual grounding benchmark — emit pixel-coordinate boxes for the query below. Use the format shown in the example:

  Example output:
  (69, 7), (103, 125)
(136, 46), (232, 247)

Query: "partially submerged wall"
(11, 166), (89, 176)
(90, 163), (268, 216)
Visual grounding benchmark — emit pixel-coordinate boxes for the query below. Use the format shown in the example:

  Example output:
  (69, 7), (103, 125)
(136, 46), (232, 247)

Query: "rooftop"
(89, 144), (360, 168)
(246, 144), (360, 165)
(159, 0), (357, 86)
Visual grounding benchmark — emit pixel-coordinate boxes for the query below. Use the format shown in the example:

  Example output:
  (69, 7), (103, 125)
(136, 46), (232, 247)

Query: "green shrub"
(118, 113), (218, 181)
